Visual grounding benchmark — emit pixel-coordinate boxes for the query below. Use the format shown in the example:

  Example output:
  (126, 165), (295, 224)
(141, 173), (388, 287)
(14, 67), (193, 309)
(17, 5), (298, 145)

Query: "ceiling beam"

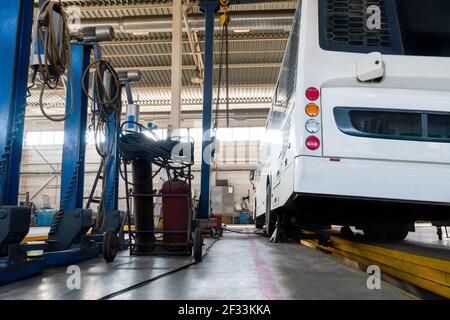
(103, 35), (289, 46)
(56, 0), (297, 11)
(112, 62), (280, 72)
(102, 49), (285, 58)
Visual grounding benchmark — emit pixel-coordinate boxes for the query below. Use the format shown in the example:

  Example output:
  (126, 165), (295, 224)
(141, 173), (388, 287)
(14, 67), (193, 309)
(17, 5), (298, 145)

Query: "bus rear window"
(319, 0), (450, 57)
(335, 108), (450, 143)
(428, 114), (450, 139)
(350, 111), (422, 138)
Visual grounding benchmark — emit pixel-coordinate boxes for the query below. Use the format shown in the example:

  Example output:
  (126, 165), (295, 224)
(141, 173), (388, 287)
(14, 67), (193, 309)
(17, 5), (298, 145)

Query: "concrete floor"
(0, 228), (413, 300)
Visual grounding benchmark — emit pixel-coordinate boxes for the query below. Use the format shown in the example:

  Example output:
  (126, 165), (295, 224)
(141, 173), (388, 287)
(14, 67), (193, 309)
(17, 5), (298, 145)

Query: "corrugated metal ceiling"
(27, 0), (297, 117)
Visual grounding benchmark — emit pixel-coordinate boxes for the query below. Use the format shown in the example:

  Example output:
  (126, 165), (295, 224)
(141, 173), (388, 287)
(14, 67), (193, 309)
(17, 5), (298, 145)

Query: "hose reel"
(31, 0), (74, 122)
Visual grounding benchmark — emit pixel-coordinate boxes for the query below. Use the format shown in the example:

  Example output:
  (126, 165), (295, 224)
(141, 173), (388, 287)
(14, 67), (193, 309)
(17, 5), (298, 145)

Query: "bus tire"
(364, 226), (408, 242)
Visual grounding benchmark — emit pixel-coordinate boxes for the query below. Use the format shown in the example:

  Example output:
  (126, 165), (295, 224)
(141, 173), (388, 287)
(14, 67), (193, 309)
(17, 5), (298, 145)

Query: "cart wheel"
(103, 228), (119, 263)
(194, 228), (203, 262)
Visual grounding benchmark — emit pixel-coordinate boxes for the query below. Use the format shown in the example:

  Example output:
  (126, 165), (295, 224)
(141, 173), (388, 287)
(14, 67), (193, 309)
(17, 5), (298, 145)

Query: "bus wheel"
(385, 230), (409, 241)
(340, 226), (354, 239)
(364, 226), (408, 242)
(255, 217), (264, 229)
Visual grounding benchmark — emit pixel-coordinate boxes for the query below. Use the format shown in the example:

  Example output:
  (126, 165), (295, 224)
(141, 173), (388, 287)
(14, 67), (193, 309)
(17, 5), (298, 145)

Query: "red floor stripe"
(250, 239), (284, 300)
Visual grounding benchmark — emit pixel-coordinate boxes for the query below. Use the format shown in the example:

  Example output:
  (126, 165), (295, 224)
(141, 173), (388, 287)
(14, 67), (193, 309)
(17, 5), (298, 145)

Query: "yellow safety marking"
(331, 236), (450, 273)
(22, 235), (48, 243)
(300, 236), (450, 299)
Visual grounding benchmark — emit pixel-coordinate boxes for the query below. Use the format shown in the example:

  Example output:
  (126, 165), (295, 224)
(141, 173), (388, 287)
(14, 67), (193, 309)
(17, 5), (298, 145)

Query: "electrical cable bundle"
(81, 59), (121, 230)
(32, 0), (74, 122)
(118, 122), (194, 181)
(214, 0), (231, 130)
(82, 59), (121, 159)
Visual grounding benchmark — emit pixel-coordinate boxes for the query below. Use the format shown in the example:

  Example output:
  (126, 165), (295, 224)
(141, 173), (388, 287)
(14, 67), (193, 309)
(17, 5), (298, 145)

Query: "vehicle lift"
(197, 0), (222, 231)
(43, 33), (122, 267)
(0, 0), (122, 285)
(0, 1), (39, 285)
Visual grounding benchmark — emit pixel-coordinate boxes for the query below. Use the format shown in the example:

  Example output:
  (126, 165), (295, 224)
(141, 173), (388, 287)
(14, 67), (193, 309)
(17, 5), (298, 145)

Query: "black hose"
(98, 239), (219, 300)
(117, 122), (194, 180)
(35, 0), (75, 122)
(223, 227), (263, 235)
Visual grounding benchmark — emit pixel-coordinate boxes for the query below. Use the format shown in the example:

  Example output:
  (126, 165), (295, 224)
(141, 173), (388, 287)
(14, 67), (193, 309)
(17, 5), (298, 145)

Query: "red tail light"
(306, 136), (320, 150)
(306, 87), (320, 101)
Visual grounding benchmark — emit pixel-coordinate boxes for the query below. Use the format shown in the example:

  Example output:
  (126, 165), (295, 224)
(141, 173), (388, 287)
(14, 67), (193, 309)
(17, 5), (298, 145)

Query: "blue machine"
(0, 1), (43, 285)
(44, 42), (98, 259)
(0, 1), (33, 207)
(45, 40), (119, 264)
(0, 1), (120, 285)
(198, 0), (220, 220)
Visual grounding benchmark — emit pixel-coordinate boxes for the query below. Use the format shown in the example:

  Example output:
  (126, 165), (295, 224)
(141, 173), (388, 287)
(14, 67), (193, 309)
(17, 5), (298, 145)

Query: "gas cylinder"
(162, 179), (190, 244)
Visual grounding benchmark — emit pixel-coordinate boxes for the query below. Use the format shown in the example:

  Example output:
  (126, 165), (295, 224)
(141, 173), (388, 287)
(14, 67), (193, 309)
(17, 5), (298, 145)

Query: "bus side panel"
(272, 115), (296, 210)
(293, 155), (450, 204)
(255, 142), (269, 218)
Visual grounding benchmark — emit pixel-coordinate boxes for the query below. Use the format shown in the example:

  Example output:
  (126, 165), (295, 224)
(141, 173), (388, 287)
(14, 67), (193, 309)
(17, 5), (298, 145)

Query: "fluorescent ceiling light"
(233, 29), (251, 34)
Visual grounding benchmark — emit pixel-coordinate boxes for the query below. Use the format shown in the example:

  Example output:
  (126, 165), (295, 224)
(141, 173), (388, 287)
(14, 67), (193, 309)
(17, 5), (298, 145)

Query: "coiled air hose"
(81, 59), (121, 230)
(34, 0), (74, 122)
(82, 59), (121, 159)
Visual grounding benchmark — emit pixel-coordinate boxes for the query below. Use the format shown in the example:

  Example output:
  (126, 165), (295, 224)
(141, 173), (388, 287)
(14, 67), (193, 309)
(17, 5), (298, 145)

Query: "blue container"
(36, 209), (57, 227)
(239, 213), (250, 225)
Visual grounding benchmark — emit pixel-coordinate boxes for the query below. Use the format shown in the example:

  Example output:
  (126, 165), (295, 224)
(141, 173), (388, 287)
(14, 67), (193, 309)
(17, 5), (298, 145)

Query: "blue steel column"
(59, 44), (91, 211)
(198, 0), (219, 219)
(0, 1), (34, 205)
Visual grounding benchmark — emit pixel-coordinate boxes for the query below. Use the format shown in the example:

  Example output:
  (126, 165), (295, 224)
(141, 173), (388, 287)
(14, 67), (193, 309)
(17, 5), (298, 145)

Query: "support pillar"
(170, 0), (183, 136)
(198, 1), (219, 219)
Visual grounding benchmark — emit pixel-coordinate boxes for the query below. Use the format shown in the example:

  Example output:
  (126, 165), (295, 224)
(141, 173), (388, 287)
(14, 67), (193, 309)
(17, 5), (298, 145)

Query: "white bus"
(254, 0), (450, 241)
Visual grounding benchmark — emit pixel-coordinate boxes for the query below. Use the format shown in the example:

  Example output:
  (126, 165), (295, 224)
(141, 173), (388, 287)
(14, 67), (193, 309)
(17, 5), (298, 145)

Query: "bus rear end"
(292, 0), (450, 233)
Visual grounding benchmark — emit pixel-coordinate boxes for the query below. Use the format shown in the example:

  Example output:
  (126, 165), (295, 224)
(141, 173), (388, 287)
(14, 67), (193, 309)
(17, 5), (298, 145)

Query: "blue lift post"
(46, 38), (121, 266)
(0, 1), (34, 206)
(45, 43), (100, 264)
(59, 44), (91, 213)
(198, 0), (220, 220)
(0, 1), (44, 285)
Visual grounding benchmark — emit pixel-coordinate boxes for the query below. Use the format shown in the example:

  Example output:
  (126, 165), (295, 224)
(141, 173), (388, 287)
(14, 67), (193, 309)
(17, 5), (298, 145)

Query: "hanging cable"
(225, 23), (230, 128)
(32, 0), (74, 122)
(214, 0), (231, 130)
(214, 26), (226, 130)
(118, 122), (195, 183)
(82, 59), (121, 159)
(81, 58), (121, 230)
